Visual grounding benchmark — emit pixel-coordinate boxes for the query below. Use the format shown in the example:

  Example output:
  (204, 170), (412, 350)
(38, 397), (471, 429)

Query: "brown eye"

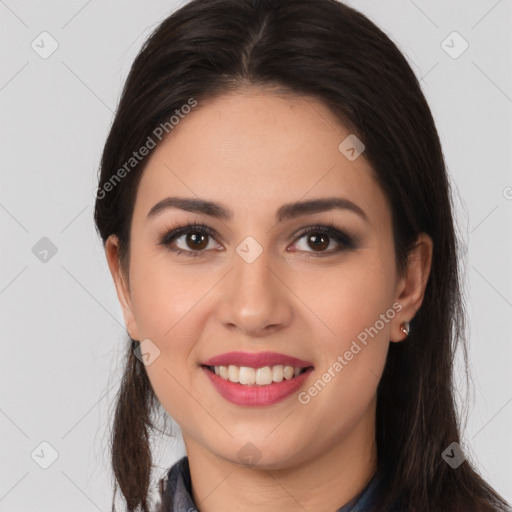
(291, 225), (357, 257)
(306, 233), (330, 252)
(186, 232), (209, 250)
(159, 224), (220, 257)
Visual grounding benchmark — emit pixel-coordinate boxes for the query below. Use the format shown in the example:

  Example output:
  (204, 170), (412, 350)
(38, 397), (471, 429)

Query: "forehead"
(134, 90), (390, 228)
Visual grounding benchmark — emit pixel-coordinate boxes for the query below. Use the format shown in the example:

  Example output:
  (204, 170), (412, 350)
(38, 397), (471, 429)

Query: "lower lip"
(202, 366), (314, 406)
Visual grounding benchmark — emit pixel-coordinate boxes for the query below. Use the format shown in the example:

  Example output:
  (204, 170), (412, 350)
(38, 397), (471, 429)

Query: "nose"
(214, 248), (293, 338)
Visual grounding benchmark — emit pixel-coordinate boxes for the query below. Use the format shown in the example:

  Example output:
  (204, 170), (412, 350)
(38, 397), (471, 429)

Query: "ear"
(105, 234), (140, 341)
(391, 233), (433, 342)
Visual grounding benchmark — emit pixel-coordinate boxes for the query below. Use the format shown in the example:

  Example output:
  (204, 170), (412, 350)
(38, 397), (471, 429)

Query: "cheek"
(293, 254), (396, 346)
(126, 246), (211, 407)
(293, 256), (395, 405)
(128, 241), (210, 339)
(130, 254), (210, 425)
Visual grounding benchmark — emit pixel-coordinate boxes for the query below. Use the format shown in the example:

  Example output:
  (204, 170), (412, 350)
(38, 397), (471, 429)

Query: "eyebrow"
(147, 196), (369, 224)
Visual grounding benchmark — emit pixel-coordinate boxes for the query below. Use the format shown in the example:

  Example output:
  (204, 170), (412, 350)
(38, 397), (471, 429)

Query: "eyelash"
(157, 220), (358, 258)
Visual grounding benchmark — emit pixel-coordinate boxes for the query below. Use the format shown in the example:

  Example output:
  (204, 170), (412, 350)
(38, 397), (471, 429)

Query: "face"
(106, 88), (431, 470)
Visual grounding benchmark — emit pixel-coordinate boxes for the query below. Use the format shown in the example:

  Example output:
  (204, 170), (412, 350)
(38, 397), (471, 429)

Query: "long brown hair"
(94, 1), (511, 510)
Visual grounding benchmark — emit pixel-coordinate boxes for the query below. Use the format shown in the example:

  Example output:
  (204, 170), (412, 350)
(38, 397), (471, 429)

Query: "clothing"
(155, 456), (382, 512)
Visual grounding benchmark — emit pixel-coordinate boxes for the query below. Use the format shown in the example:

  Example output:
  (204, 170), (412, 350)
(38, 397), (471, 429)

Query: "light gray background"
(1, 0), (511, 510)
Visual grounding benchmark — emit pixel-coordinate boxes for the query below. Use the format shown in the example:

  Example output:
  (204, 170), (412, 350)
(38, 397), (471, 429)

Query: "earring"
(400, 321), (410, 336)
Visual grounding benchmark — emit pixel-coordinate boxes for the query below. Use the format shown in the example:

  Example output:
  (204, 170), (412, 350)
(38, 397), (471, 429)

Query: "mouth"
(201, 351), (315, 406)
(202, 364), (314, 406)
(202, 364), (313, 386)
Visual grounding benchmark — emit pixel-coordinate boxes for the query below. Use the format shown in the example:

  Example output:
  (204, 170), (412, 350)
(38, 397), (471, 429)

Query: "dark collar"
(156, 456), (381, 512)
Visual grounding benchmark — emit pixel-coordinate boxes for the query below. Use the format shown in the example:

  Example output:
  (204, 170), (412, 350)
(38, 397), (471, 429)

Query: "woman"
(93, 0), (511, 511)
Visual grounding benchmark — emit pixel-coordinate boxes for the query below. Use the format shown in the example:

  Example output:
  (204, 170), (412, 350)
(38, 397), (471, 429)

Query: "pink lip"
(202, 366), (314, 406)
(202, 351), (313, 368)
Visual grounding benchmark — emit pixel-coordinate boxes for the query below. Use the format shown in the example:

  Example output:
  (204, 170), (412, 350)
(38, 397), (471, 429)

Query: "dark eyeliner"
(158, 222), (217, 257)
(293, 220), (359, 256)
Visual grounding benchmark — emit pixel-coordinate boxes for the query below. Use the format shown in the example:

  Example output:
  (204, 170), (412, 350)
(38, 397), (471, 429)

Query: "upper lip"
(202, 351), (314, 368)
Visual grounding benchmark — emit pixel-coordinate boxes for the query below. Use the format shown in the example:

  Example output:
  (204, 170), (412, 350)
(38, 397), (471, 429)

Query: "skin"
(105, 88), (433, 512)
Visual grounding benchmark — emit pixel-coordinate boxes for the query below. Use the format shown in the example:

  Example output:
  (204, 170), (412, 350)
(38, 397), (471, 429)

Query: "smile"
(201, 351), (314, 406)
(205, 364), (310, 386)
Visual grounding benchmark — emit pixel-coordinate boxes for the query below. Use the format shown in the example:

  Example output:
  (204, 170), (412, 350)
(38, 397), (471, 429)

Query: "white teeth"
(272, 365), (284, 383)
(211, 364), (307, 386)
(283, 366), (294, 380)
(238, 367), (256, 385)
(227, 365), (239, 383)
(255, 366), (273, 385)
